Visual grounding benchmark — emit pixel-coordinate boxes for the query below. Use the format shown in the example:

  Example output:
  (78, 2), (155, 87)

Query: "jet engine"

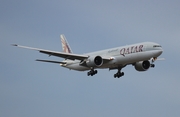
(86, 56), (103, 67)
(134, 60), (150, 71)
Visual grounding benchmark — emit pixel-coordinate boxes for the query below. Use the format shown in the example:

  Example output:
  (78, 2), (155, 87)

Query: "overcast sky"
(1, 1), (180, 117)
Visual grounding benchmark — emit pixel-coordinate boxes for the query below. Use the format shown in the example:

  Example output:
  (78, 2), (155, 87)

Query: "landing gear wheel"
(121, 72), (124, 76)
(87, 69), (98, 76)
(114, 74), (117, 78)
(87, 72), (91, 76)
(151, 64), (155, 68)
(113, 68), (124, 78)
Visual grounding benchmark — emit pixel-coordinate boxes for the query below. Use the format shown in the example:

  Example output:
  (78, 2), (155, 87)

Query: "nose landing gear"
(151, 64), (155, 68)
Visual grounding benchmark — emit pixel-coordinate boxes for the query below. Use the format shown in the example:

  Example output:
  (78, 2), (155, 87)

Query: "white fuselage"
(61, 42), (163, 71)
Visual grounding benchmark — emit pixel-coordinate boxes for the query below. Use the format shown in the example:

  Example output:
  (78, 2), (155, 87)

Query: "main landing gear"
(87, 68), (125, 78)
(87, 69), (98, 76)
(114, 68), (124, 78)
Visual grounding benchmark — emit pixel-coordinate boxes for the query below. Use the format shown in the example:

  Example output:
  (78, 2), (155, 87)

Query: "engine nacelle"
(134, 60), (150, 71)
(86, 56), (103, 67)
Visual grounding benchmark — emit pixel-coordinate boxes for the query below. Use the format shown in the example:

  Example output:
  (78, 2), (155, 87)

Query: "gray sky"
(1, 0), (180, 117)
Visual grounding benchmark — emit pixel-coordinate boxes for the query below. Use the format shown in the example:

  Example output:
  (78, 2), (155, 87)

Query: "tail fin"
(60, 34), (73, 53)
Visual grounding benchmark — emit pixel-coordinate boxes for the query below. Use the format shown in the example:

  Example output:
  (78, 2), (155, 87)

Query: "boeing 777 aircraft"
(13, 34), (163, 78)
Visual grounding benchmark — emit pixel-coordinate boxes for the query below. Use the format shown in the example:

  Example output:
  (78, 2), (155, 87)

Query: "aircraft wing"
(12, 44), (88, 60)
(13, 44), (114, 64)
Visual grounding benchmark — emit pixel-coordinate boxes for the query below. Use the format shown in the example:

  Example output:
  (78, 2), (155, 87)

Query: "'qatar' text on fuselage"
(120, 45), (143, 56)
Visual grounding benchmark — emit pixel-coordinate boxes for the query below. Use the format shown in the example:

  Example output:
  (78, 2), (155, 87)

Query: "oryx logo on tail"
(60, 34), (73, 53)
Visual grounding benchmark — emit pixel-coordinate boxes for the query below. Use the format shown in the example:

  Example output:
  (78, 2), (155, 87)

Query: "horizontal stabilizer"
(157, 58), (165, 61)
(36, 59), (66, 64)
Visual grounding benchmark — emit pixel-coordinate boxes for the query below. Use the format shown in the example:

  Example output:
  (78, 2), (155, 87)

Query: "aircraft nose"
(159, 50), (163, 55)
(160, 47), (163, 54)
(157, 48), (163, 56)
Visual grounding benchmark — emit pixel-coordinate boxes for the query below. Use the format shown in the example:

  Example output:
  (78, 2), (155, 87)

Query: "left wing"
(13, 44), (114, 65)
(12, 44), (88, 60)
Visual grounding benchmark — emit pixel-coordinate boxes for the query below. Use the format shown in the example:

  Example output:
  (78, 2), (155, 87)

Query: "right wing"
(12, 44), (88, 60)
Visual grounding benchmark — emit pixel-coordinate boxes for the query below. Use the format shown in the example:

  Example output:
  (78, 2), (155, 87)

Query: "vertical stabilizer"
(60, 34), (73, 53)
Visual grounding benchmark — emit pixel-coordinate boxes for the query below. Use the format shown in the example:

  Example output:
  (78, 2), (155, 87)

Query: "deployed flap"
(12, 44), (88, 60)
(36, 59), (66, 64)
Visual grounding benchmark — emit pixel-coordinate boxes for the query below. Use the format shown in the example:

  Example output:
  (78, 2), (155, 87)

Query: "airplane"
(12, 34), (163, 78)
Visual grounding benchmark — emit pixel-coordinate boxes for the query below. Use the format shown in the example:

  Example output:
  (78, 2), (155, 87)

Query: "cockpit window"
(153, 45), (162, 47)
